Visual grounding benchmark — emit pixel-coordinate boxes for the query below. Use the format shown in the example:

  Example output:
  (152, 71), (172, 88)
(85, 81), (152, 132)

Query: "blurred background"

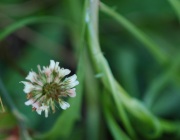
(0, 0), (180, 140)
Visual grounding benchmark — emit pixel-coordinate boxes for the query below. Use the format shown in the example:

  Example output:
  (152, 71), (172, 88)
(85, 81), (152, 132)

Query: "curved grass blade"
(100, 2), (168, 64)
(0, 16), (70, 41)
(168, 0), (180, 22)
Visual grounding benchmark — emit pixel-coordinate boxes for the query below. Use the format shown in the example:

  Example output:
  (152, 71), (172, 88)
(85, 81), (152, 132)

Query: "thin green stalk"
(104, 111), (131, 140)
(85, 51), (100, 140)
(85, 0), (137, 139)
(0, 16), (70, 41)
(115, 82), (162, 139)
(100, 2), (168, 64)
(160, 119), (180, 134)
(103, 91), (131, 140)
(85, 0), (180, 139)
(0, 96), (5, 112)
(168, 0), (180, 22)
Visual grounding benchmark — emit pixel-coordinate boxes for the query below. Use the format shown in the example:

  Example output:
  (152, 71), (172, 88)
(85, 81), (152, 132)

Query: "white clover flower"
(21, 60), (79, 118)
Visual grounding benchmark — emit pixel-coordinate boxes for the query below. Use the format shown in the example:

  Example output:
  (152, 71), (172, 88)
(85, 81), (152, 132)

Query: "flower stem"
(84, 0), (137, 139)
(84, 0), (180, 139)
(168, 0), (180, 22)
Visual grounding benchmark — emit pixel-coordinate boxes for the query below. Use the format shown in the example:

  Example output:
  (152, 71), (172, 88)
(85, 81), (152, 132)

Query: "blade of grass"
(0, 16), (70, 41)
(99, 2), (168, 64)
(85, 51), (100, 140)
(160, 119), (180, 134)
(103, 90), (131, 140)
(168, 0), (180, 22)
(115, 82), (163, 138)
(0, 96), (5, 112)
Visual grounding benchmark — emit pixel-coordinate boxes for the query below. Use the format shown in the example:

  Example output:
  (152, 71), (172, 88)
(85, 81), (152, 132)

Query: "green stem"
(85, 0), (136, 139)
(85, 0), (180, 139)
(103, 91), (131, 140)
(0, 96), (5, 112)
(85, 51), (100, 140)
(168, 0), (180, 22)
(99, 2), (168, 64)
(160, 119), (180, 135)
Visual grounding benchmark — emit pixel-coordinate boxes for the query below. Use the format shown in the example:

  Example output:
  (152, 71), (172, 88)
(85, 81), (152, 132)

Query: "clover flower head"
(21, 60), (79, 118)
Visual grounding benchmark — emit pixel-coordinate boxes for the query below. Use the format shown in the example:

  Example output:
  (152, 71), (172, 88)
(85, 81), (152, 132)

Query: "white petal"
(43, 66), (51, 75)
(34, 85), (42, 91)
(40, 104), (49, 110)
(25, 99), (34, 106)
(26, 71), (43, 86)
(45, 108), (48, 118)
(49, 60), (56, 70)
(43, 67), (52, 83)
(43, 68), (51, 75)
(43, 66), (47, 70)
(68, 88), (76, 97)
(37, 65), (42, 73)
(36, 108), (42, 115)
(36, 104), (49, 115)
(54, 77), (60, 83)
(21, 81), (34, 93)
(43, 67), (51, 76)
(64, 69), (71, 76)
(32, 102), (40, 109)
(39, 104), (49, 117)
(26, 71), (37, 82)
(36, 80), (43, 86)
(33, 93), (42, 100)
(54, 68), (70, 83)
(69, 81), (79, 88)
(55, 62), (60, 70)
(60, 68), (71, 77)
(59, 101), (70, 110)
(68, 74), (77, 82)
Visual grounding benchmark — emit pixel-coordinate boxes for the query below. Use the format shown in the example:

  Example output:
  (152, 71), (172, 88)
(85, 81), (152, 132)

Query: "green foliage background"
(0, 0), (180, 140)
